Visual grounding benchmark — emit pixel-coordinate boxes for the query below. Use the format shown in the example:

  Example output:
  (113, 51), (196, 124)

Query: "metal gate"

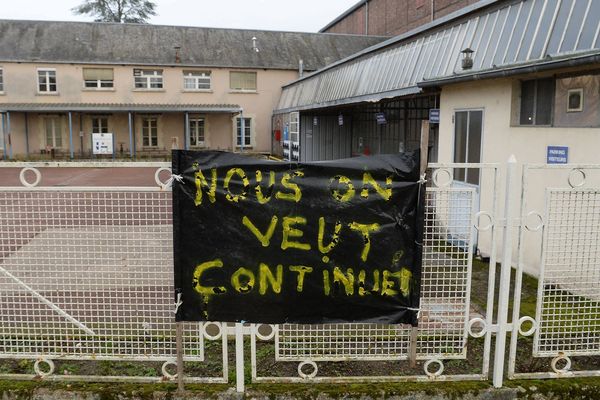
(1, 159), (599, 389)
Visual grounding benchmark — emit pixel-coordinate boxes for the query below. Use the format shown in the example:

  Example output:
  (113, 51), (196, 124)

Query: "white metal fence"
(0, 160), (598, 390)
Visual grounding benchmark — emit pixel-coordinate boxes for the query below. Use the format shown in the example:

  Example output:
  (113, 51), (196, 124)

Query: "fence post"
(235, 322), (245, 392)
(493, 154), (517, 388)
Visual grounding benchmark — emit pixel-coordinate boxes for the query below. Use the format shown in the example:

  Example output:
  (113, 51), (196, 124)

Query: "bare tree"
(72, 0), (157, 23)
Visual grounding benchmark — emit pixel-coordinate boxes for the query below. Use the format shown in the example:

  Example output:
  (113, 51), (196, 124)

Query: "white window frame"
(235, 117), (252, 148)
(566, 88), (584, 112)
(230, 71), (257, 92)
(189, 116), (206, 147)
(37, 68), (57, 93)
(134, 69), (163, 90)
(83, 68), (114, 89)
(91, 117), (109, 134)
(183, 71), (211, 91)
(44, 116), (63, 149)
(142, 117), (159, 147)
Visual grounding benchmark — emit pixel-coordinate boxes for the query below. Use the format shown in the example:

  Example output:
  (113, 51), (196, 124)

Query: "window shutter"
(83, 68), (114, 80)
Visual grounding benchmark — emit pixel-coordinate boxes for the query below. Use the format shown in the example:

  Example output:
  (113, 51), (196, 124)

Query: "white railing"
(0, 159), (599, 391)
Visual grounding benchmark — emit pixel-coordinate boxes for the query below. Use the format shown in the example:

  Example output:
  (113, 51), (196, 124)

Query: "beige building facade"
(0, 63), (296, 158)
(0, 20), (385, 160)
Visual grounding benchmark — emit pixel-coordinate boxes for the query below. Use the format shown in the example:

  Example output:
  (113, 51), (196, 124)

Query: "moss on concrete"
(2, 378), (600, 399)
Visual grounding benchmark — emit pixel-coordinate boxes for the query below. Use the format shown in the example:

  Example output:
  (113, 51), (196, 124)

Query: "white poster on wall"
(92, 133), (114, 155)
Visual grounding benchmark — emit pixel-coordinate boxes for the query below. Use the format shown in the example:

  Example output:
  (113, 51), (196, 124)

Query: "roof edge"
(0, 18), (389, 39)
(274, 86), (422, 114)
(418, 52), (600, 88)
(319, 0), (367, 33)
(283, 0), (501, 89)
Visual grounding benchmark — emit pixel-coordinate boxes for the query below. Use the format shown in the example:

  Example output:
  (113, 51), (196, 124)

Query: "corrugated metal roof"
(276, 0), (600, 112)
(0, 103), (242, 113)
(0, 20), (387, 71)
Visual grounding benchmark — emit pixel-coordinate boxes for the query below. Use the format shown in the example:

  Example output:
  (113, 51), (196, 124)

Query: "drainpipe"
(365, 0), (369, 35)
(298, 59), (304, 78)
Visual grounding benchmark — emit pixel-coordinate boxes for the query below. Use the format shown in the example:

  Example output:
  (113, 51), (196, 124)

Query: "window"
(38, 69), (57, 93)
(92, 117), (109, 134)
(142, 117), (158, 147)
(453, 110), (482, 185)
(230, 71), (257, 91)
(44, 117), (62, 148)
(236, 117), (251, 147)
(134, 69), (163, 89)
(83, 68), (114, 89)
(567, 88), (583, 112)
(189, 117), (205, 147)
(0, 68), (4, 92)
(519, 78), (554, 125)
(183, 71), (211, 90)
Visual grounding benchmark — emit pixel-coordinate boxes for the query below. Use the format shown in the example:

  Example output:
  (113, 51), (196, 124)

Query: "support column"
(184, 112), (190, 150)
(68, 112), (74, 159)
(128, 112), (134, 158)
(1, 113), (6, 159)
(6, 112), (11, 159)
(24, 112), (29, 157)
(239, 110), (245, 153)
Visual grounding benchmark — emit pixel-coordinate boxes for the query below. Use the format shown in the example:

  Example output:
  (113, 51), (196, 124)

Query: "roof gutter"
(418, 52), (600, 88)
(274, 86), (422, 114)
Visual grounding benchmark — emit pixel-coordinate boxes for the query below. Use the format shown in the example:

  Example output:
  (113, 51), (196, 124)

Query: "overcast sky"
(2, 0), (360, 32)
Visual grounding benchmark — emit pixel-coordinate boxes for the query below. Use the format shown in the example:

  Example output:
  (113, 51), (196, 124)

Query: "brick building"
(321, 0), (482, 37)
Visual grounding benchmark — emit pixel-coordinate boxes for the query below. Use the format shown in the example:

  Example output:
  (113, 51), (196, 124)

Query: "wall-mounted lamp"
(461, 48), (474, 70)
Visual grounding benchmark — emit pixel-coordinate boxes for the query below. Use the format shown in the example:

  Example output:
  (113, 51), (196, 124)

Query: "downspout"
(365, 0), (369, 35)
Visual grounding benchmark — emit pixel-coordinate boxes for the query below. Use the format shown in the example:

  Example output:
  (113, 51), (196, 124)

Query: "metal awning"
(276, 0), (600, 113)
(0, 103), (242, 113)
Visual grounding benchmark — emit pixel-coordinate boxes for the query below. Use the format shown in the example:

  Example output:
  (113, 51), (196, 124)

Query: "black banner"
(172, 150), (424, 325)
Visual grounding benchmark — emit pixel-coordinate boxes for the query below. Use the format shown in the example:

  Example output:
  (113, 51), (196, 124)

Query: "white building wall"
(438, 77), (600, 276)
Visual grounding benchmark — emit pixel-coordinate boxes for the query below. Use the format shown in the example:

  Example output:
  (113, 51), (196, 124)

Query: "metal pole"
(176, 322), (185, 393)
(235, 322), (245, 392)
(184, 112), (190, 150)
(6, 111), (11, 159)
(68, 112), (74, 160)
(493, 154), (517, 388)
(128, 112), (134, 158)
(240, 110), (245, 153)
(24, 112), (29, 158)
(1, 113), (6, 159)
(79, 113), (83, 158)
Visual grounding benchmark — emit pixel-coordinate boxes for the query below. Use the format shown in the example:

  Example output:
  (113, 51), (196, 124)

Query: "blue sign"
(429, 109), (440, 123)
(375, 112), (387, 125)
(547, 146), (569, 164)
(283, 125), (289, 141)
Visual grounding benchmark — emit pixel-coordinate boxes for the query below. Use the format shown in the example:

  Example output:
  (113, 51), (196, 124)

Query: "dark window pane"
(546, 1), (573, 55)
(516, 0), (545, 62)
(520, 80), (535, 125)
(535, 78), (554, 125)
(528, 0), (559, 59)
(577, 0), (600, 50)
(493, 5), (520, 66)
(453, 111), (468, 181)
(466, 111), (482, 184)
(560, 0), (588, 52)
(505, 0), (533, 63)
